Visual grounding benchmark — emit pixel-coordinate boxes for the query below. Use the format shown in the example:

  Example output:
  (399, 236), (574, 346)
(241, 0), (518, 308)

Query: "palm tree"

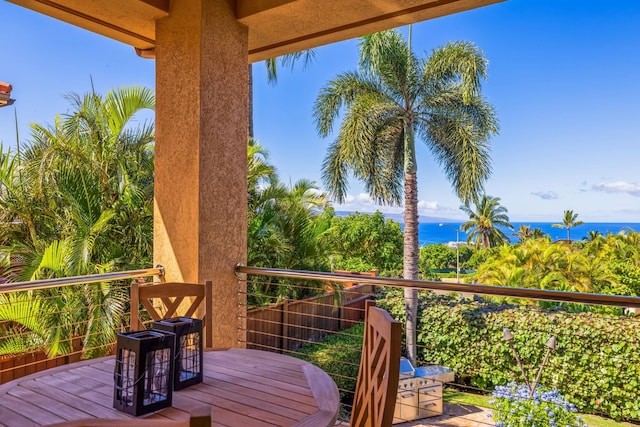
(584, 230), (602, 242)
(313, 29), (498, 364)
(514, 225), (532, 242)
(531, 228), (548, 240)
(552, 210), (584, 242)
(513, 225), (548, 243)
(460, 195), (513, 249)
(247, 140), (332, 304)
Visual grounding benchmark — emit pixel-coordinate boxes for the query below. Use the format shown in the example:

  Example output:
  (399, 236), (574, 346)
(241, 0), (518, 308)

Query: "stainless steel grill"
(393, 359), (454, 423)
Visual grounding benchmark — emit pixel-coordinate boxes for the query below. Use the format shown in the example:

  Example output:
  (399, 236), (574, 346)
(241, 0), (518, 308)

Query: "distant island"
(335, 210), (455, 223)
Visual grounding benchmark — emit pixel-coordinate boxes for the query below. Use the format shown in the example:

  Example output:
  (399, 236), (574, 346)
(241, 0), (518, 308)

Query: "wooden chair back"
(350, 300), (402, 427)
(131, 281), (213, 348)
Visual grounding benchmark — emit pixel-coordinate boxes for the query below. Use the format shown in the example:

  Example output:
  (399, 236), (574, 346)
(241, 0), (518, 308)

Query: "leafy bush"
(377, 289), (640, 421)
(293, 323), (363, 406)
(420, 244), (455, 271)
(490, 383), (587, 427)
(325, 211), (403, 275)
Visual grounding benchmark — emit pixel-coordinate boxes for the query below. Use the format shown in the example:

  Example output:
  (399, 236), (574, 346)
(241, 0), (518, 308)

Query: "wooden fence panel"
(246, 304), (283, 351)
(246, 283), (375, 351)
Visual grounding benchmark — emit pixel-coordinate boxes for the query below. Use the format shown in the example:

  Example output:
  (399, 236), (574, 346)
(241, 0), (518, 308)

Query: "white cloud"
(417, 200), (439, 210)
(334, 193), (385, 213)
(333, 193), (463, 219)
(531, 191), (558, 200)
(591, 181), (640, 197)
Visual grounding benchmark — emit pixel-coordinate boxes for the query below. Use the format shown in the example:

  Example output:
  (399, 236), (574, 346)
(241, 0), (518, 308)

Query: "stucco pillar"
(154, 0), (248, 348)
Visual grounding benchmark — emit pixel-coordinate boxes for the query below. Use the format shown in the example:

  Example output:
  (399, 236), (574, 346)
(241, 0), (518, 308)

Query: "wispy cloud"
(531, 191), (558, 200)
(592, 181), (640, 197)
(334, 193), (461, 218)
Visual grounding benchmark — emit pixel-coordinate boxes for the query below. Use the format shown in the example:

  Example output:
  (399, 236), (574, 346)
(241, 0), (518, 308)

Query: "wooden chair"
(350, 300), (402, 427)
(131, 280), (213, 348)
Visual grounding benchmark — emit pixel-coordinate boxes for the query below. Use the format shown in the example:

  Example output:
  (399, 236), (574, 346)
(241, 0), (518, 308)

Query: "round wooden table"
(0, 348), (340, 427)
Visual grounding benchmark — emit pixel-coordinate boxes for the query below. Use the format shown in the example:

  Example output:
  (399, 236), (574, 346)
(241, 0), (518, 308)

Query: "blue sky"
(1, 0), (639, 223)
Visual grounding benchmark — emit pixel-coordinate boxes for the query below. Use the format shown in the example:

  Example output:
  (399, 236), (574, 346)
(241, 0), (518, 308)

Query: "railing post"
(282, 298), (289, 353)
(339, 296), (344, 331)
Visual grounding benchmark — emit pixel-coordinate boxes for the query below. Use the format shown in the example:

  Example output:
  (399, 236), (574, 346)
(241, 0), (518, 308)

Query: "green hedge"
(377, 289), (640, 422)
(293, 323), (363, 407)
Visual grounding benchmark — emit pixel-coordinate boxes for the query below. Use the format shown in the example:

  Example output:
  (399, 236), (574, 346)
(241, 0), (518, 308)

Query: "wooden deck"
(0, 349), (339, 427)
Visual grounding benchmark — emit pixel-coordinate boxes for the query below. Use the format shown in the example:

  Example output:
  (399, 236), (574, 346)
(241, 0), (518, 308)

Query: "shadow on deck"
(393, 402), (493, 427)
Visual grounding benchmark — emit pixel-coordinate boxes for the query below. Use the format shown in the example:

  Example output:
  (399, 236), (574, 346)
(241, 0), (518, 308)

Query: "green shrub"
(377, 289), (640, 421)
(293, 323), (363, 406)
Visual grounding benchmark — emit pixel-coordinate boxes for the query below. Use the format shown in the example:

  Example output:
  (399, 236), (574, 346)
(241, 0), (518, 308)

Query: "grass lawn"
(443, 388), (637, 427)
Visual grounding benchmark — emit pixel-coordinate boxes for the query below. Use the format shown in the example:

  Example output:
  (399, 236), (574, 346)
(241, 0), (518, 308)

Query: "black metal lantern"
(153, 317), (203, 390)
(113, 330), (175, 416)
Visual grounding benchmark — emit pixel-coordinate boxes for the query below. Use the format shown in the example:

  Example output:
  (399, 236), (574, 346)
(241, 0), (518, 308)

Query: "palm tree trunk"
(403, 170), (419, 366)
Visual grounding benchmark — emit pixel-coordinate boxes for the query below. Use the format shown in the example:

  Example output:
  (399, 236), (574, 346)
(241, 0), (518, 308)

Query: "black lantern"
(153, 317), (203, 390)
(113, 329), (175, 416)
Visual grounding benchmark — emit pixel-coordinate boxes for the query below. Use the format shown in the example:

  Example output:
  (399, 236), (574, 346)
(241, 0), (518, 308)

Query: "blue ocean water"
(418, 222), (640, 246)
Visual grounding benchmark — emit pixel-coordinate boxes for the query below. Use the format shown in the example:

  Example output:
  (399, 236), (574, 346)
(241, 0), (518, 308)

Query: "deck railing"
(0, 265), (638, 424)
(0, 267), (164, 383)
(236, 265), (640, 424)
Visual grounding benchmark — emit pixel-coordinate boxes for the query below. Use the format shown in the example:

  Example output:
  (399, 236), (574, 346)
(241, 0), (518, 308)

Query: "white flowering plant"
(490, 382), (588, 427)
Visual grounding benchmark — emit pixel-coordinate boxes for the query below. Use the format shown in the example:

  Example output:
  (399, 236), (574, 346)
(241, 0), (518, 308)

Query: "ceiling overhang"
(240, 0), (504, 62)
(6, 0), (504, 62)
(6, 0), (169, 49)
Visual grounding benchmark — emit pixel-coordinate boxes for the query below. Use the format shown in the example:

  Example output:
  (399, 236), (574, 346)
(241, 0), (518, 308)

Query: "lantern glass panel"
(152, 317), (203, 390)
(117, 348), (136, 407)
(180, 332), (201, 381)
(144, 347), (172, 404)
(113, 330), (175, 416)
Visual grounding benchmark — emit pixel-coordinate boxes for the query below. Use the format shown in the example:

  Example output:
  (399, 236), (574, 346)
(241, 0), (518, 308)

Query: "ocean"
(417, 222), (640, 246)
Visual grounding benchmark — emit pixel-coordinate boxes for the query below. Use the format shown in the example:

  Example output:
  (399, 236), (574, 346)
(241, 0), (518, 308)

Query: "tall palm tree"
(461, 195), (513, 249)
(552, 210), (584, 242)
(313, 29), (498, 364)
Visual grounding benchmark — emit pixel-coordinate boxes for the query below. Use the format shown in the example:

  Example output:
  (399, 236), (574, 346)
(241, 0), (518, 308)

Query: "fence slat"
(246, 284), (374, 351)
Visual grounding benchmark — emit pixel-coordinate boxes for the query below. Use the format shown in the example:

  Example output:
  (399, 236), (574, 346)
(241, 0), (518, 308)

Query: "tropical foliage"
(314, 28), (498, 363)
(474, 230), (640, 298)
(247, 140), (408, 305)
(0, 86), (155, 358)
(246, 139), (334, 305)
(247, 142), (329, 272)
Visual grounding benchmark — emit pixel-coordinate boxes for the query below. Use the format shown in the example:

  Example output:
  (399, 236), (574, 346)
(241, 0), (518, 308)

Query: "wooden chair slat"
(349, 300), (401, 427)
(130, 281), (214, 348)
